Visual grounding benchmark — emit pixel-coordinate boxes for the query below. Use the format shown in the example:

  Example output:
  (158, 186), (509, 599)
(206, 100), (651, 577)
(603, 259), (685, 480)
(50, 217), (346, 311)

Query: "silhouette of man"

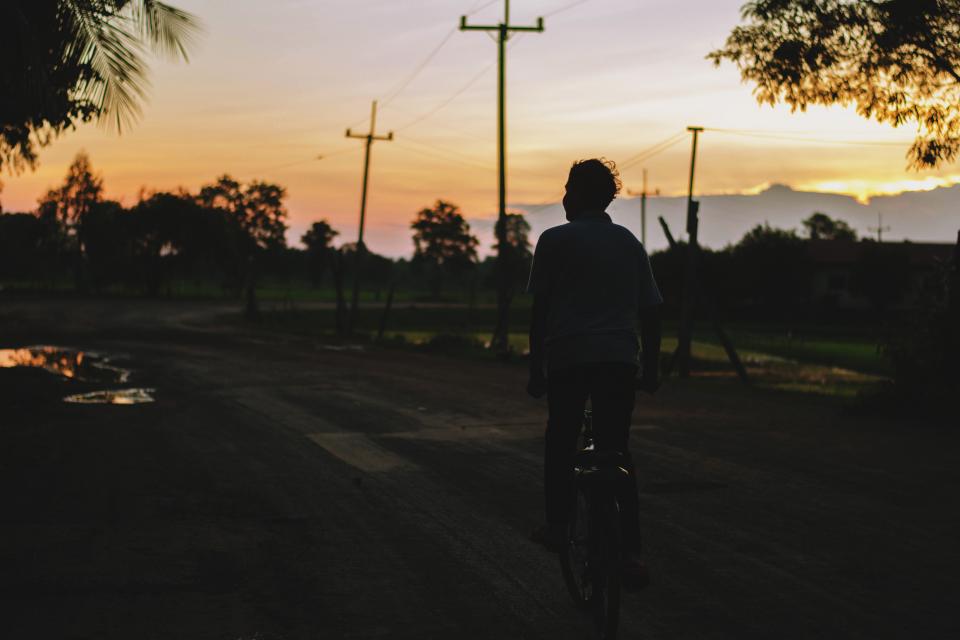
(526, 158), (662, 586)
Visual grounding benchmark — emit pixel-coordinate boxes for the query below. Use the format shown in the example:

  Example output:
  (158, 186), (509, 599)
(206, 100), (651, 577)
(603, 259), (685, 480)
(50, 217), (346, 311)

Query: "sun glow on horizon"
(799, 175), (960, 204)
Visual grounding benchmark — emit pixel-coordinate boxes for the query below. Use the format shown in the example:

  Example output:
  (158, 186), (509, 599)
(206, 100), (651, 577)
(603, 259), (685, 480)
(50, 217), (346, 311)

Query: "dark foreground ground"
(1, 298), (957, 639)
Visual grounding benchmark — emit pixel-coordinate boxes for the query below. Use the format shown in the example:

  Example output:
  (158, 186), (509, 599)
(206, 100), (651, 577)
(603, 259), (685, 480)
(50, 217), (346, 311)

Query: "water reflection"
(63, 388), (156, 405)
(0, 346), (130, 383)
(1, 345), (151, 404)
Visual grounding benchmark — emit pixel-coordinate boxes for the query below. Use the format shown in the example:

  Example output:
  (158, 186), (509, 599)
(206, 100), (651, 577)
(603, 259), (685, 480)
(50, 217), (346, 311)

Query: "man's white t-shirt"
(527, 211), (662, 373)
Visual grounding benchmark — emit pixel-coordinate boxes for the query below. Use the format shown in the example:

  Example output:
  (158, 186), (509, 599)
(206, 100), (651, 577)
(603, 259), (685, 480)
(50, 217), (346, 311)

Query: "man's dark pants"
(545, 362), (642, 552)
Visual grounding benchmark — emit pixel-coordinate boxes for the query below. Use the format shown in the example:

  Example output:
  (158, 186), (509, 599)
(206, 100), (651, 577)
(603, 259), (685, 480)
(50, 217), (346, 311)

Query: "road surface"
(1, 298), (957, 639)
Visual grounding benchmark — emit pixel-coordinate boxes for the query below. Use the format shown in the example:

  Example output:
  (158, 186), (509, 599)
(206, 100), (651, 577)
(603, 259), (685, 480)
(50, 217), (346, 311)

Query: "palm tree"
(1, 1), (202, 173)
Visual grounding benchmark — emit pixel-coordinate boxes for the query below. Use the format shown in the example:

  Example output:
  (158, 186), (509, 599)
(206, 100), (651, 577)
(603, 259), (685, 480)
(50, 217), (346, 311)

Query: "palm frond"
(63, 0), (149, 132)
(130, 0), (202, 61)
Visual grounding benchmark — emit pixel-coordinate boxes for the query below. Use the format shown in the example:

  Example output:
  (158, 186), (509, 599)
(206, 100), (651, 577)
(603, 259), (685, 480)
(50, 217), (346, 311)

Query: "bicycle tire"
(560, 485), (593, 609)
(589, 491), (622, 640)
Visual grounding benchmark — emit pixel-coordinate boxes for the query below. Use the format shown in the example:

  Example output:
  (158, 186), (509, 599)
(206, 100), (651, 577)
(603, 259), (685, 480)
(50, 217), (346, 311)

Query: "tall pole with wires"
(460, 0), (544, 352)
(641, 168), (648, 246)
(869, 213), (891, 243)
(627, 169), (650, 246)
(346, 100), (393, 331)
(677, 126), (703, 378)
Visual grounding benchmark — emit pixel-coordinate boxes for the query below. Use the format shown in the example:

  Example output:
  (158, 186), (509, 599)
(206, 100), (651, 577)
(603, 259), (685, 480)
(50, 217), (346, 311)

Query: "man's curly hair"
(568, 158), (621, 208)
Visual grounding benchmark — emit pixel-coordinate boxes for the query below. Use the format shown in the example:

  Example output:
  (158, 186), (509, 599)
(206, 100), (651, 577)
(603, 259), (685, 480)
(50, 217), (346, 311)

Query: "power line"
(379, 29), (458, 108)
(383, 103), (491, 143)
(344, 0), (499, 130)
(544, 0), (593, 18)
(393, 60), (497, 132)
(619, 132), (688, 170)
(521, 192), (564, 213)
(393, 140), (495, 172)
(391, 33), (529, 134)
(401, 135), (495, 167)
(245, 148), (359, 177)
(705, 127), (909, 147)
(465, 0), (501, 15)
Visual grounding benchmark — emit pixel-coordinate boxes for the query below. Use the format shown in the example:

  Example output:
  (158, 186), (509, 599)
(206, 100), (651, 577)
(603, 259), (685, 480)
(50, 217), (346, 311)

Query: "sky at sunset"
(3, 0), (958, 256)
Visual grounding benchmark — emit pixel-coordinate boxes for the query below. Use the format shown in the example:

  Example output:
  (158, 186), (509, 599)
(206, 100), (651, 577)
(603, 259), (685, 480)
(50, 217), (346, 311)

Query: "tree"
(196, 175), (289, 318)
(38, 151), (104, 233)
(710, 0), (960, 169)
(882, 238), (958, 415)
(1, 0), (201, 173)
(730, 223), (810, 314)
(301, 220), (339, 286)
(411, 200), (479, 296)
(197, 176), (288, 251)
(0, 212), (45, 279)
(78, 199), (129, 291)
(802, 212), (857, 241)
(35, 151), (105, 289)
(492, 212), (532, 305)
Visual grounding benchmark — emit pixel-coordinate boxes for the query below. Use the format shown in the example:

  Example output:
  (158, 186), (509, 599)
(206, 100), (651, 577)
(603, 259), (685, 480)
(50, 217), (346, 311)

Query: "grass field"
(248, 304), (890, 400)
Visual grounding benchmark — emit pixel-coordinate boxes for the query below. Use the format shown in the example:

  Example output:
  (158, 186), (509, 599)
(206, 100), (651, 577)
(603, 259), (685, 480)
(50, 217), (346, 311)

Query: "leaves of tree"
(710, 0), (960, 169)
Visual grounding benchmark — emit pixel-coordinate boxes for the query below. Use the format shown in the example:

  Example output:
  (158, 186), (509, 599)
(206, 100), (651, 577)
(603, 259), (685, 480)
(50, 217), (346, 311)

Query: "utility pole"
(460, 1), (544, 352)
(869, 213), (891, 243)
(627, 168), (650, 246)
(677, 126), (703, 378)
(345, 100), (393, 331)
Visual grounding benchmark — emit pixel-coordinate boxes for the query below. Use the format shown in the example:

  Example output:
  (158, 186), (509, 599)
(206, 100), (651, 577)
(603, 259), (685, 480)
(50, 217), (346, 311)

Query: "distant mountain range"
(470, 183), (960, 253)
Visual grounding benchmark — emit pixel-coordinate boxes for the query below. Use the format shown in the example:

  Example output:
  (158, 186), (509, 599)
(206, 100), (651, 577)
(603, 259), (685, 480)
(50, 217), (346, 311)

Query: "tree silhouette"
(710, 0), (960, 168)
(0, 212), (44, 280)
(38, 151), (103, 232)
(196, 175), (289, 318)
(492, 212), (532, 308)
(882, 243), (958, 414)
(79, 199), (128, 292)
(411, 200), (478, 296)
(35, 151), (105, 289)
(802, 212), (857, 241)
(730, 223), (810, 314)
(1, 0), (201, 173)
(301, 220), (339, 287)
(197, 176), (288, 251)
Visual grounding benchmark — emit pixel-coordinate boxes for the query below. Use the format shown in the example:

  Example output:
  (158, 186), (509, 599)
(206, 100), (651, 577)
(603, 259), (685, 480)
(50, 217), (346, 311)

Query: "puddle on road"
(1, 345), (154, 404)
(0, 346), (130, 383)
(63, 388), (156, 405)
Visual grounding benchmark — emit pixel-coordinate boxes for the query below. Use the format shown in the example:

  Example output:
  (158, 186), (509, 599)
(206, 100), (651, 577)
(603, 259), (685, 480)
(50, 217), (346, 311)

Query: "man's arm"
(637, 242), (663, 392)
(639, 305), (661, 392)
(526, 239), (549, 398)
(527, 290), (548, 397)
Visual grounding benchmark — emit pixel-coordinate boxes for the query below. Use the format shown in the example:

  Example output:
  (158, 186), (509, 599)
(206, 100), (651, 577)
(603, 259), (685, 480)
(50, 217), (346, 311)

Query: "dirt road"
(1, 298), (957, 639)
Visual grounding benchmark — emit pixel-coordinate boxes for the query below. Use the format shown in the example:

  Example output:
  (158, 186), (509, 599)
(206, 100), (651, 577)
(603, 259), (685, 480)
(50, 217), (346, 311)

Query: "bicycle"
(559, 408), (631, 639)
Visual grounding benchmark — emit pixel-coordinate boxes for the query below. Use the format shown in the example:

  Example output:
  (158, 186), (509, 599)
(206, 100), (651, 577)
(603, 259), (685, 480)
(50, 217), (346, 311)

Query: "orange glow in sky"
(2, 0), (956, 256)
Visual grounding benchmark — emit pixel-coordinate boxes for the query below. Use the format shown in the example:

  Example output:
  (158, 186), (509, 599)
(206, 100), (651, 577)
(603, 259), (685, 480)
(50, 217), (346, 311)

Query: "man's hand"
(636, 375), (660, 394)
(527, 369), (548, 398)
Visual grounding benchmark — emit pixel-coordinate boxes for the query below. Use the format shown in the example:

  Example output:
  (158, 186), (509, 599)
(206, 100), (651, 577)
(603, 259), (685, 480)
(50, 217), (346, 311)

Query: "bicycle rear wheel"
(589, 492), (622, 640)
(560, 485), (593, 609)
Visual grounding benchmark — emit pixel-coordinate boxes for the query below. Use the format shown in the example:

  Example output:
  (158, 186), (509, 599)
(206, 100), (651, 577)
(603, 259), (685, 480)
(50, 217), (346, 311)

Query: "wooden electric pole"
(345, 100), (393, 331)
(460, 1), (544, 352)
(677, 126), (703, 378)
(627, 168), (650, 246)
(869, 213), (891, 243)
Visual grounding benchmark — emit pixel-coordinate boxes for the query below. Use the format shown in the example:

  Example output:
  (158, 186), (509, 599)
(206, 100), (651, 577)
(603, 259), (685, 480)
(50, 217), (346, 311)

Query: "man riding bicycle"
(526, 158), (662, 588)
